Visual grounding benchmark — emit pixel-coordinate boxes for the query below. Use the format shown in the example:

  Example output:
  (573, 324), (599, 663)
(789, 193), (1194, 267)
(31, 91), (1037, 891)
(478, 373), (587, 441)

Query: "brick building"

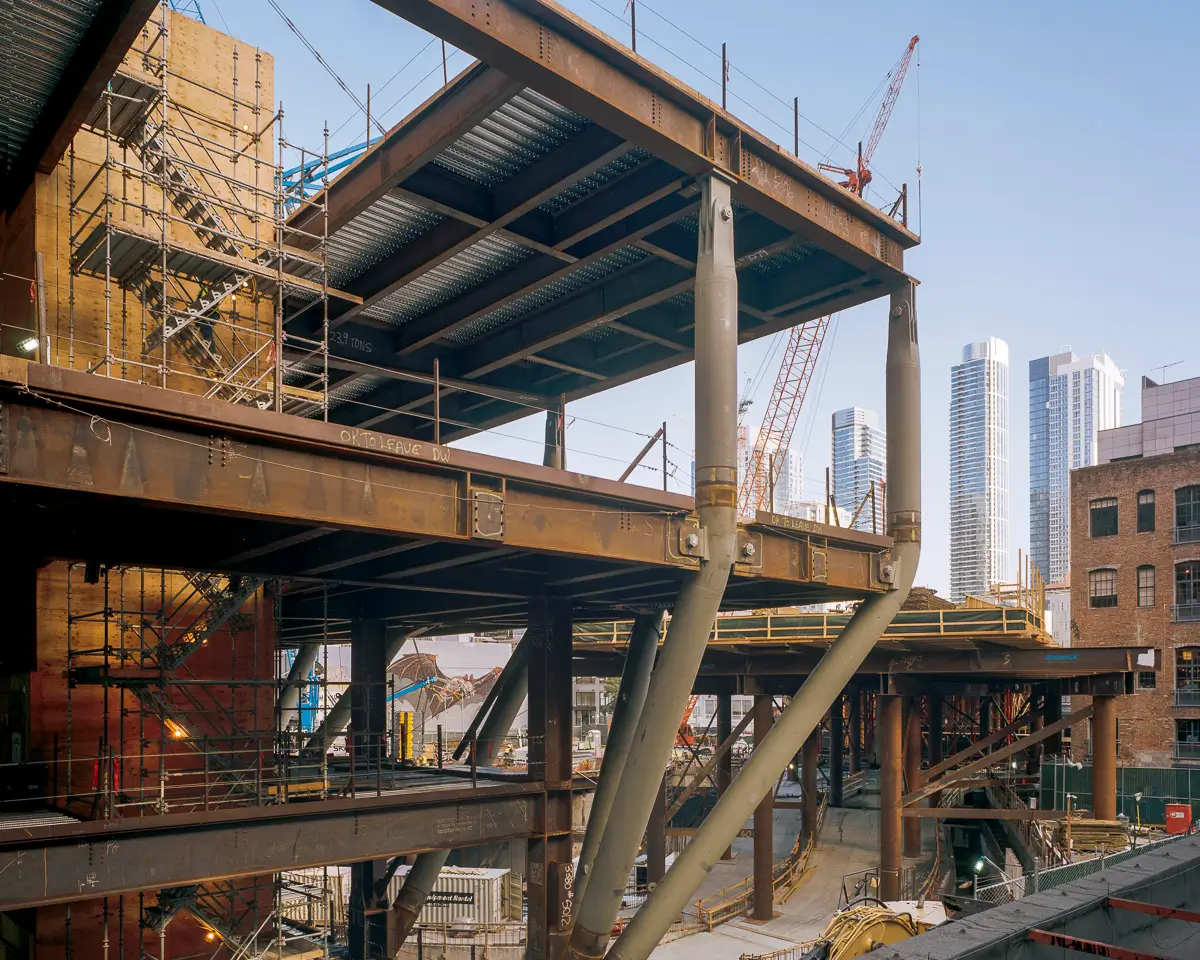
(1071, 375), (1200, 767)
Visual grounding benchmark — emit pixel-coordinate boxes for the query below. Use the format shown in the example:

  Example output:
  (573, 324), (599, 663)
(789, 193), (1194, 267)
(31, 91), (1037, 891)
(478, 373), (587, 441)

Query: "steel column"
(1044, 688), (1063, 756)
(279, 643), (320, 739)
(717, 693), (734, 860)
(1093, 694), (1118, 821)
(526, 596), (575, 960)
(647, 776), (667, 885)
(978, 695), (991, 752)
(928, 694), (943, 807)
(574, 612), (663, 907)
(1027, 690), (1045, 774)
(753, 694), (774, 921)
(801, 725), (819, 846)
(829, 694), (844, 808)
(848, 688), (861, 776)
(605, 279), (922, 958)
(569, 170), (739, 958)
(879, 694), (903, 901)
(306, 629), (411, 752)
(902, 697), (922, 858)
(350, 859), (389, 960)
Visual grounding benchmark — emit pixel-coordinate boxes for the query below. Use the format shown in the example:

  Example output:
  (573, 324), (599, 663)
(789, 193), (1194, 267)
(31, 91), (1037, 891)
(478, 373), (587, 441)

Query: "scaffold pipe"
(570, 171), (739, 957)
(606, 279), (922, 960)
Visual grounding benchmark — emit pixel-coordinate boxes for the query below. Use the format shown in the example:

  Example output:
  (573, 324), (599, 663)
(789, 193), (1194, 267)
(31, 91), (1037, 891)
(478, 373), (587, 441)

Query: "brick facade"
(1070, 447), (1200, 767)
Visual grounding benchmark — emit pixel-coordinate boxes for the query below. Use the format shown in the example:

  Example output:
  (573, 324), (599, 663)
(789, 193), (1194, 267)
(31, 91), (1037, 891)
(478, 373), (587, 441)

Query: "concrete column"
(1044, 688), (1063, 756)
(753, 694), (774, 921)
(879, 694), (903, 902)
(801, 726), (819, 846)
(829, 695), (844, 808)
(717, 693), (734, 860)
(569, 171), (738, 960)
(928, 695), (943, 807)
(647, 775), (667, 885)
(1093, 695), (1118, 822)
(848, 688), (862, 776)
(903, 697), (922, 858)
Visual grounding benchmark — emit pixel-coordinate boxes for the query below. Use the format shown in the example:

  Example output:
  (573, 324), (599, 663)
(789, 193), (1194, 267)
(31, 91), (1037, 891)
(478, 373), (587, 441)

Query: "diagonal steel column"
(390, 642), (530, 947)
(278, 644), (320, 736)
(606, 279), (921, 960)
(573, 611), (663, 909)
(570, 171), (739, 958)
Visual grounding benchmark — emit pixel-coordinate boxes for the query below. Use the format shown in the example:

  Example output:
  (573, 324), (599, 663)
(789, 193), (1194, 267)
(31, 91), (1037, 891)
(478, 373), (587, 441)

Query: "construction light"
(205, 932), (216, 942)
(17, 337), (38, 354)
(973, 858), (985, 874)
(164, 718), (189, 740)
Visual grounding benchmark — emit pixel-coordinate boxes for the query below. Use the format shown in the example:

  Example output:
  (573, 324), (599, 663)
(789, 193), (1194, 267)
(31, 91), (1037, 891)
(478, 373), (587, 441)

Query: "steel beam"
(828, 694), (844, 808)
(370, 0), (916, 282)
(0, 785), (537, 910)
(6, 0), (159, 211)
(903, 697), (922, 857)
(879, 694), (903, 901)
(1027, 928), (1172, 960)
(1107, 898), (1200, 924)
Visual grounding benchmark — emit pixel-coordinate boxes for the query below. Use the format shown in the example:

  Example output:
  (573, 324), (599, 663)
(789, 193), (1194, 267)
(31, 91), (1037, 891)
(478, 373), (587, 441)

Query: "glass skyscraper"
(1029, 351), (1123, 585)
(831, 407), (886, 533)
(949, 339), (1010, 602)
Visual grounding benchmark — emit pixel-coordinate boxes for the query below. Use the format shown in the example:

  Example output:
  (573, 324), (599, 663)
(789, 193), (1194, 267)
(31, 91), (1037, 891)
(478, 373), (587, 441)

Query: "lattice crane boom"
(736, 316), (831, 519)
(819, 34), (919, 197)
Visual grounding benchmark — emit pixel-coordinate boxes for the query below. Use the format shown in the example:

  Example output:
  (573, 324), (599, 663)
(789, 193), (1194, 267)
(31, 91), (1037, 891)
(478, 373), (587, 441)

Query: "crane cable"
(264, 0), (386, 137)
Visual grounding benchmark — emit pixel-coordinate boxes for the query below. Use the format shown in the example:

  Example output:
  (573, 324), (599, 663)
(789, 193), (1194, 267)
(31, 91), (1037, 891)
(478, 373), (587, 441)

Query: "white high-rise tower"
(950, 338), (1010, 602)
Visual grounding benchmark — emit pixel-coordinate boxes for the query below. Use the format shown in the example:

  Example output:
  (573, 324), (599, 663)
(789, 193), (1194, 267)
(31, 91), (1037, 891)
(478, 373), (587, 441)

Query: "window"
(1137, 490), (1156, 533)
(1090, 497), (1118, 537)
(1176, 719), (1200, 760)
(1177, 562), (1200, 621)
(1138, 565), (1156, 607)
(1138, 671), (1157, 690)
(1178, 487), (1200, 543)
(1088, 568), (1118, 608)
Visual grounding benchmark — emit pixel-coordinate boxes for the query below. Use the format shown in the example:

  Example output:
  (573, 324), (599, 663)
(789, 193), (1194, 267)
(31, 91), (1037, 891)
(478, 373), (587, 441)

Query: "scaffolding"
(65, 2), (332, 416)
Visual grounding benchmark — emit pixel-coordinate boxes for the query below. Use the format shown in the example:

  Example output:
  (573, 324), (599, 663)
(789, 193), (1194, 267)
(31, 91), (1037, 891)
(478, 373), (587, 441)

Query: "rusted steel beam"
(1107, 898), (1200, 924)
(902, 807), (1067, 820)
(1027, 929), (1172, 960)
(371, 0), (916, 281)
(0, 785), (537, 910)
(289, 65), (522, 241)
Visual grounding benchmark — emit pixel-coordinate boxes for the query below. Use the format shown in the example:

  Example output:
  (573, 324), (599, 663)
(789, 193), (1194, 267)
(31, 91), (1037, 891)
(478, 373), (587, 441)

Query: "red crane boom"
(736, 317), (831, 519)
(820, 35), (919, 197)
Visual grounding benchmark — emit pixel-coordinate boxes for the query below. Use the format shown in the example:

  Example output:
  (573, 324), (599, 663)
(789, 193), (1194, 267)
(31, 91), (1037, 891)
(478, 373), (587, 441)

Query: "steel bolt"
(685, 533), (700, 549)
(720, 205), (732, 222)
(741, 542), (756, 558)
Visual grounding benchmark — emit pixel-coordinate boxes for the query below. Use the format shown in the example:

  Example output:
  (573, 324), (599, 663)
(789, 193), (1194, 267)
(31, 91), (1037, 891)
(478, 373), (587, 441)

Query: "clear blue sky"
(202, 0), (1197, 596)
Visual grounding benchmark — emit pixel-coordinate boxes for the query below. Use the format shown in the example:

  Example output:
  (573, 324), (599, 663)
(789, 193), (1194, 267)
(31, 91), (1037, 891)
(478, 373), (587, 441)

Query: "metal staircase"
(156, 574), (264, 670)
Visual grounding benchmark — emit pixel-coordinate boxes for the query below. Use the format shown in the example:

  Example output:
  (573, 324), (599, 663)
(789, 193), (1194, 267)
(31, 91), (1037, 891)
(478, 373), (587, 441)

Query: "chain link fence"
(972, 831), (1189, 904)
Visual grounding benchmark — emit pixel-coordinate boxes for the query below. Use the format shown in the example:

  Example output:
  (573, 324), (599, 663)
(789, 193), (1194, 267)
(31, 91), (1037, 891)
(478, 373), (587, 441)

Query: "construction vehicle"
(799, 901), (943, 959)
(675, 695), (700, 748)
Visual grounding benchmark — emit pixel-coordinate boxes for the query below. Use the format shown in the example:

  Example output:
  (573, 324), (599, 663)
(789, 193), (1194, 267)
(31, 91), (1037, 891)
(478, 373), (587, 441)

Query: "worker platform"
(0, 360), (893, 629)
(573, 600), (1158, 694)
(283, 0), (919, 442)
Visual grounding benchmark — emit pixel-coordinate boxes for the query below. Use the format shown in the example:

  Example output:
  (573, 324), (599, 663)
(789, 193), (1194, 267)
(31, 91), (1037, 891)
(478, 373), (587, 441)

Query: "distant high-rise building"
(1029, 351), (1124, 585)
(949, 339), (1010, 602)
(831, 407), (886, 533)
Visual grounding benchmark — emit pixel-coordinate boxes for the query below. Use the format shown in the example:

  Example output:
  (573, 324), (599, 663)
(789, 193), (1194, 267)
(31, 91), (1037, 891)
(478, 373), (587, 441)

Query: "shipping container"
(389, 865), (508, 927)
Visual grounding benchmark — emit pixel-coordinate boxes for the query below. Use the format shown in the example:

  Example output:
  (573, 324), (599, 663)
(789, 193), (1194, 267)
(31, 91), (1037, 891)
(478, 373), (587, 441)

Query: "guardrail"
(695, 792), (828, 929)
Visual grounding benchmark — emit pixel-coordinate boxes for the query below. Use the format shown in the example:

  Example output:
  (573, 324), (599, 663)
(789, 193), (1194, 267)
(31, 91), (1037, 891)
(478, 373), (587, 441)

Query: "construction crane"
(676, 695), (700, 748)
(736, 37), (918, 521)
(819, 35), (919, 198)
(736, 317), (831, 520)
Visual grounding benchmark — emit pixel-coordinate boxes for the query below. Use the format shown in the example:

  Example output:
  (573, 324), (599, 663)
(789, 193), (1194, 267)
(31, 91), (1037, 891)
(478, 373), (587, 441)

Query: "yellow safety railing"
(695, 791), (829, 930)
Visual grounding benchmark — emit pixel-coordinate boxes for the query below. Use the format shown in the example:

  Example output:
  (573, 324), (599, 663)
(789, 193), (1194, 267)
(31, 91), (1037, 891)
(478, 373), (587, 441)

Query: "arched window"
(1138, 565), (1156, 607)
